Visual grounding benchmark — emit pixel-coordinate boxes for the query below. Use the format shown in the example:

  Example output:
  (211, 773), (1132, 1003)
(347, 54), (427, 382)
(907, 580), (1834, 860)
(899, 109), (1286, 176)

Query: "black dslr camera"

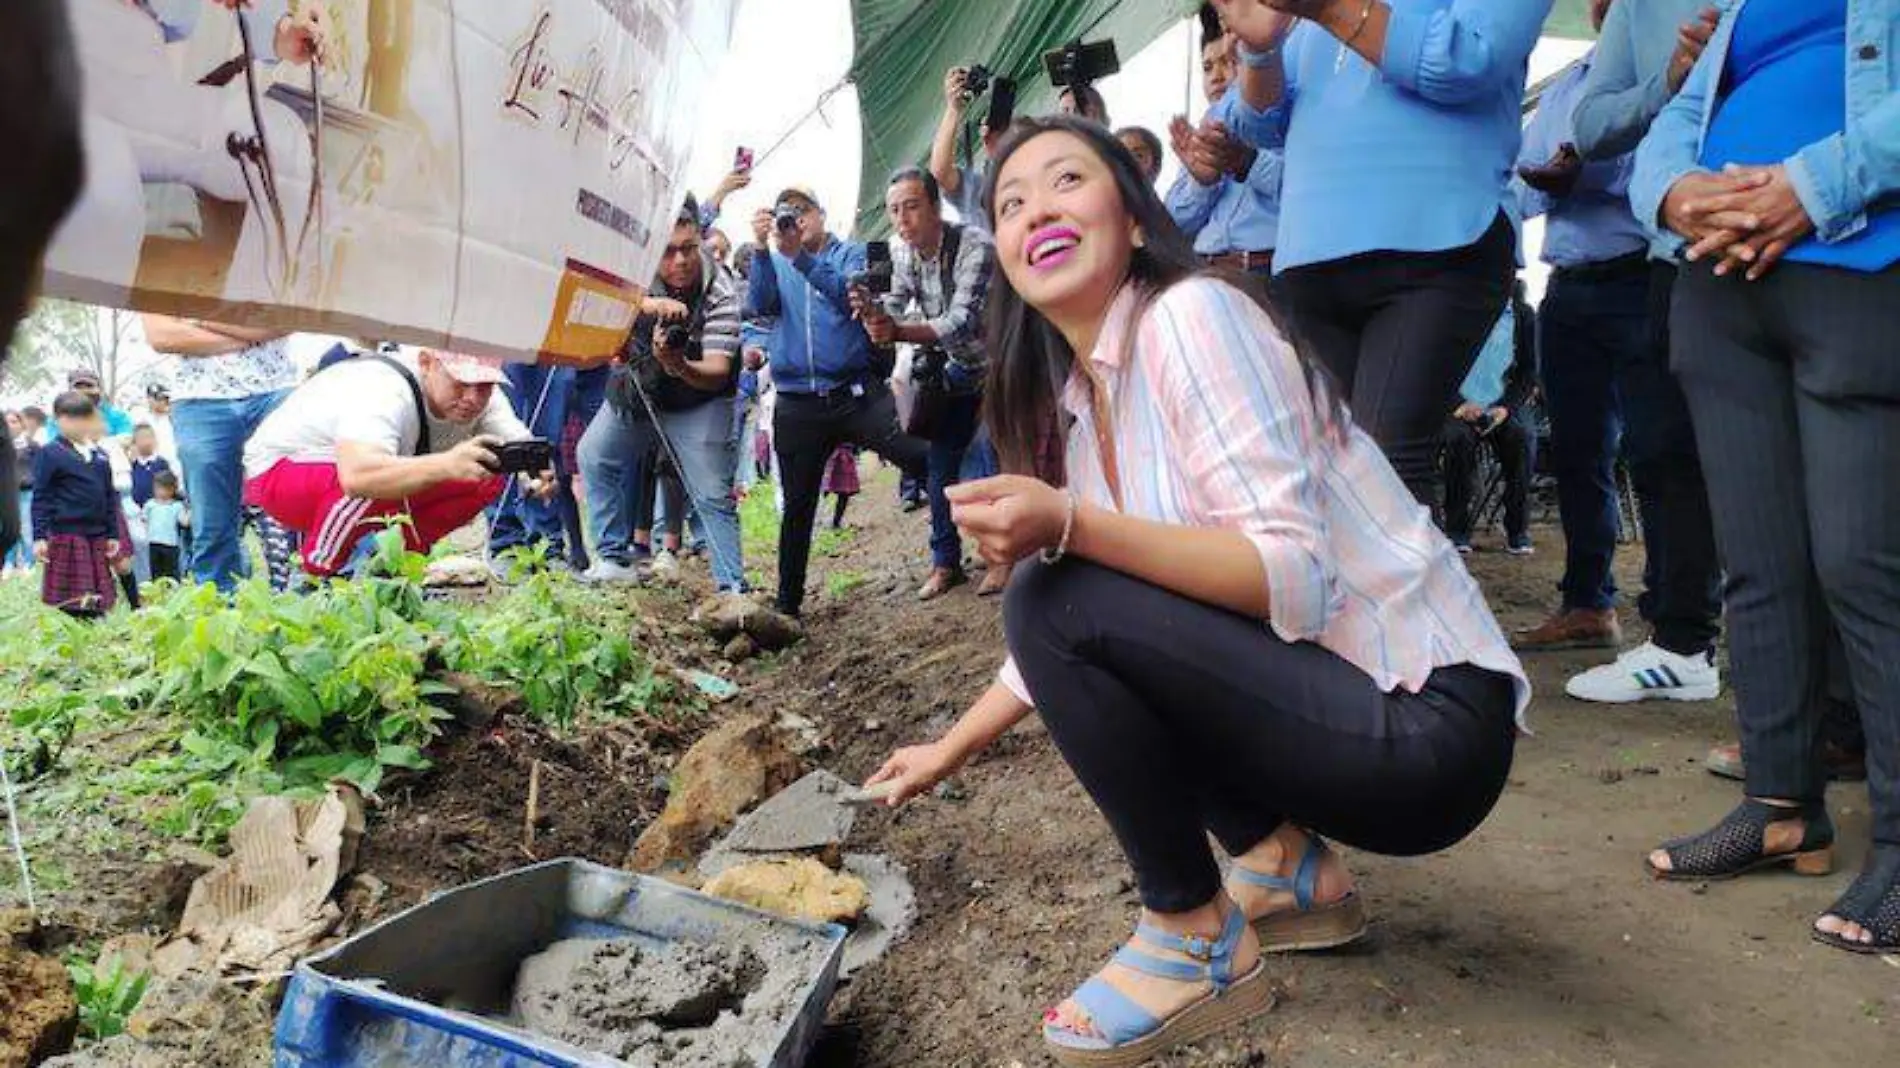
(964, 64), (993, 98)
(661, 322), (692, 351)
(851, 240), (894, 297)
(488, 438), (555, 476)
(1044, 39), (1120, 88)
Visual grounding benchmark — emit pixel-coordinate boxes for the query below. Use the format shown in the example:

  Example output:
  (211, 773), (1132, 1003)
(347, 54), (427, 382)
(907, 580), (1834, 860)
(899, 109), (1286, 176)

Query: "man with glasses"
(579, 196), (748, 590)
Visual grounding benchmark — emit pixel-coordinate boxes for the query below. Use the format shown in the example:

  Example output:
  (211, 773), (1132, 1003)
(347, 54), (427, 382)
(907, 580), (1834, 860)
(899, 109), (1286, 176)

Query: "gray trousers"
(1673, 262), (1900, 844)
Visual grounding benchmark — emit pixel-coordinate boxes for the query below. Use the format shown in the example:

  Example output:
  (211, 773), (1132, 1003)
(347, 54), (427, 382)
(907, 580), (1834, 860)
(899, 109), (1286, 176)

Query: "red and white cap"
(428, 350), (510, 386)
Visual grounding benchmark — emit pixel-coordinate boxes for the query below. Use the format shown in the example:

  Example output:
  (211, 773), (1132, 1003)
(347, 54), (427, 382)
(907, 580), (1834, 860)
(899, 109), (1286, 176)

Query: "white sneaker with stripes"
(1565, 641), (1721, 704)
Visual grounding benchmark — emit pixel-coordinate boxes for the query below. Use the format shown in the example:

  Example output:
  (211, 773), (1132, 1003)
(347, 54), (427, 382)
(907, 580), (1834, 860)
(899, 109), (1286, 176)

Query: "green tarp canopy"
(845, 1), (1599, 233)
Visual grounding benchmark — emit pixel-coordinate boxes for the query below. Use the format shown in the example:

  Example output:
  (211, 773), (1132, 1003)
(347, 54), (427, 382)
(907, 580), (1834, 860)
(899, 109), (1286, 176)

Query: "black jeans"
(1673, 263), (1900, 844)
(1005, 557), (1519, 913)
(1273, 213), (1515, 508)
(1538, 262), (1650, 612)
(1441, 413), (1531, 544)
(1626, 263), (1722, 654)
(773, 385), (928, 615)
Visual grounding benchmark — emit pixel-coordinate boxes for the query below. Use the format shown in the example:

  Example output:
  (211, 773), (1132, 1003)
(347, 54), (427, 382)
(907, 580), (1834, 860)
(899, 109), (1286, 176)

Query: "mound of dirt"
(0, 911), (78, 1068)
(353, 723), (668, 912)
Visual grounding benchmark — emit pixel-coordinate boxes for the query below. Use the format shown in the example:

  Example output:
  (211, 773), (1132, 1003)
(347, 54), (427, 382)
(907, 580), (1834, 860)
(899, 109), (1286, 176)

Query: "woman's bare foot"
(1646, 797), (1809, 875)
(1044, 900), (1260, 1041)
(1226, 824), (1356, 921)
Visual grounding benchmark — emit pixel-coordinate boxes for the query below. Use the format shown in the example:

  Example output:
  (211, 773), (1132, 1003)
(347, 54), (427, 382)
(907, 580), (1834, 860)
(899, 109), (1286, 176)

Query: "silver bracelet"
(1040, 491), (1078, 565)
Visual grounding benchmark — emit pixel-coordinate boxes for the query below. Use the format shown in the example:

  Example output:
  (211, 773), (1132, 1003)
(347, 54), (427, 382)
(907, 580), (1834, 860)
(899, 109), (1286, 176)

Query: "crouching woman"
(866, 116), (1530, 1065)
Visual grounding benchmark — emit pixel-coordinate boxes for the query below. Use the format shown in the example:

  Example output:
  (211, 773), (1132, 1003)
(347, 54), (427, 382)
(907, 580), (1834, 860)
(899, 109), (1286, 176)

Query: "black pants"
(773, 385), (927, 615)
(1539, 262), (1650, 612)
(1441, 414), (1531, 544)
(1005, 557), (1519, 913)
(1272, 213), (1515, 508)
(149, 543), (180, 581)
(1624, 263), (1723, 654)
(1673, 262), (1900, 845)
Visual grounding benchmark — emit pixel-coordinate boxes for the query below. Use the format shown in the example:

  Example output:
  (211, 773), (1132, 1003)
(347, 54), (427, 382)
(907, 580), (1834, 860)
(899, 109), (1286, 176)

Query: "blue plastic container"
(274, 858), (847, 1067)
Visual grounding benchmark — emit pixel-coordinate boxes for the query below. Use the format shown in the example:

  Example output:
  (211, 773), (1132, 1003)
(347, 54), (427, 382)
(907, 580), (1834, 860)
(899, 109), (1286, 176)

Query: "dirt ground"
(760, 472), (1896, 1068)
(9, 467), (1897, 1067)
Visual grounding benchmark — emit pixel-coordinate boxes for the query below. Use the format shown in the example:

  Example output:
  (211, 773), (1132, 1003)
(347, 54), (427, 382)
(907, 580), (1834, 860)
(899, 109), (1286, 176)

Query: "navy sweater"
(31, 438), (118, 539)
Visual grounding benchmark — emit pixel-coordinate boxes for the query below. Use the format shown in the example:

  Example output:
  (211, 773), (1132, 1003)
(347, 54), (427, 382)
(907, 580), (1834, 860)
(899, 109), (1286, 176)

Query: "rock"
(0, 911), (78, 1068)
(1597, 768), (1625, 785)
(932, 780), (970, 803)
(722, 633), (760, 663)
(701, 857), (871, 925)
(432, 671), (524, 729)
(628, 715), (803, 872)
(694, 593), (803, 652)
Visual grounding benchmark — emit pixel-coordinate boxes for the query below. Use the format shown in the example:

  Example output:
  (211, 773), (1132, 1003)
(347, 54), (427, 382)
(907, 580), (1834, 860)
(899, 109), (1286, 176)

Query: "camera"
(964, 64), (993, 98)
(488, 438), (555, 476)
(774, 204), (802, 234)
(1044, 39), (1120, 89)
(851, 240), (894, 297)
(661, 322), (691, 351)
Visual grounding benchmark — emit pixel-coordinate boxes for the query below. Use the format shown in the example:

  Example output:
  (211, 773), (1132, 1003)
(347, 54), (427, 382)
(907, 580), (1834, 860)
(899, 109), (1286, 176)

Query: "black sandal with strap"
(1813, 844), (1900, 955)
(1648, 799), (1834, 882)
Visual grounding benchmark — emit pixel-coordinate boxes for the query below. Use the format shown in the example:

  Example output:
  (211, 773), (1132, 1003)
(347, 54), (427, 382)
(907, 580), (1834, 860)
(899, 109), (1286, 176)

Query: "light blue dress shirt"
(1459, 304), (1514, 409)
(1165, 89), (1285, 255)
(1572, 0), (1724, 161)
(1232, 0), (1553, 274)
(1513, 55), (1648, 268)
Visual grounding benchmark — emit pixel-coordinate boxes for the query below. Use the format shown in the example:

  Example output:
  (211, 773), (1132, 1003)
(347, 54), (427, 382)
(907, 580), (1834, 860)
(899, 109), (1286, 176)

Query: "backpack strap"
(358, 353), (432, 455)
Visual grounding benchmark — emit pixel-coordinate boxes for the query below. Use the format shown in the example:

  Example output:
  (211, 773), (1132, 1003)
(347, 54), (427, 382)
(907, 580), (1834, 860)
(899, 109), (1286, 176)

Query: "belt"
(1551, 250), (1650, 283)
(1204, 249), (1275, 273)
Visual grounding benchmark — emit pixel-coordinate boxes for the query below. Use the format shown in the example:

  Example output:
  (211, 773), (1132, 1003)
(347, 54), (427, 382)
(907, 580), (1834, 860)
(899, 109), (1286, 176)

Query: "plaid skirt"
(41, 534), (117, 614)
(822, 446), (860, 496)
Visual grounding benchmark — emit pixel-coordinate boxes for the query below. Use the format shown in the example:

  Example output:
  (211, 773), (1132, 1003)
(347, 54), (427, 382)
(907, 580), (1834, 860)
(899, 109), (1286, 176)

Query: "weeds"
(825, 570), (868, 599)
(67, 954), (150, 1040)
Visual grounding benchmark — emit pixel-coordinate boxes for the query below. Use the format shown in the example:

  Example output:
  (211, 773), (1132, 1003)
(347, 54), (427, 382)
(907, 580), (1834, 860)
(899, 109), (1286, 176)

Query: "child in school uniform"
(142, 471), (187, 582)
(31, 392), (122, 617)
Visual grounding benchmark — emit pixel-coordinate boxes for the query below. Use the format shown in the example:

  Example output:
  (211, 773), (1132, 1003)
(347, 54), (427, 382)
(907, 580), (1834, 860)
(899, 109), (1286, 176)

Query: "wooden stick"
(524, 760), (542, 854)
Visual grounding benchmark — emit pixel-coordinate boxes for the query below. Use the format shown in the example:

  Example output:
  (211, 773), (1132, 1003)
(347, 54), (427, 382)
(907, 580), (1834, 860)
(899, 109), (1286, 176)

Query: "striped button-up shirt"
(998, 279), (1531, 725)
(889, 223), (994, 378)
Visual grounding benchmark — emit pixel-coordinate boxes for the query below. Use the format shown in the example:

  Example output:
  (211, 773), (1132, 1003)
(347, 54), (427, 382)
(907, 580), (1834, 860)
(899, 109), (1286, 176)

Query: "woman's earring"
(1132, 229), (1146, 249)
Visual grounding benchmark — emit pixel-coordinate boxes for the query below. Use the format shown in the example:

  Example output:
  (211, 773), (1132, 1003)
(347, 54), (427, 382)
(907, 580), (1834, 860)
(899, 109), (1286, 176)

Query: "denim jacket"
(1631, 0), (1900, 255)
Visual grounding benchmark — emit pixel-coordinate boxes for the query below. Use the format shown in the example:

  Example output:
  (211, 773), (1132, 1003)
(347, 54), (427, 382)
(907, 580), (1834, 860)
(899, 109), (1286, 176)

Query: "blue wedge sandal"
(1042, 904), (1276, 1068)
(1227, 834), (1368, 952)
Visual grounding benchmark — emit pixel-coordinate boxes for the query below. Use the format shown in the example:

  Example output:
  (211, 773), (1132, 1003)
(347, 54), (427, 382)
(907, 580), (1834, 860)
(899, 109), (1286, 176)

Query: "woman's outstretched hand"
(946, 475), (1070, 566)
(864, 740), (966, 807)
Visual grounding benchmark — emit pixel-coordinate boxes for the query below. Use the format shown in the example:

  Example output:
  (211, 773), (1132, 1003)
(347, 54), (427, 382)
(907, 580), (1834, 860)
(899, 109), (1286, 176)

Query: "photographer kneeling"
(243, 349), (552, 577)
(858, 167), (1006, 600)
(578, 196), (748, 591)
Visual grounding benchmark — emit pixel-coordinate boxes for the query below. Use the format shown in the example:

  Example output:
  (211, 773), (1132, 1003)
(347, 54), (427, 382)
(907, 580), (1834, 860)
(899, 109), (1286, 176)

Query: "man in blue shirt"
(745, 187), (928, 619)
(1539, 0), (1725, 707)
(1166, 17), (1283, 275)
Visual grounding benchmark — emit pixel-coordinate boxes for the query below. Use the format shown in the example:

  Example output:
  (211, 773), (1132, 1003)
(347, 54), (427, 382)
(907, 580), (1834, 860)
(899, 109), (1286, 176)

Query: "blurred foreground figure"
(0, 0), (86, 560)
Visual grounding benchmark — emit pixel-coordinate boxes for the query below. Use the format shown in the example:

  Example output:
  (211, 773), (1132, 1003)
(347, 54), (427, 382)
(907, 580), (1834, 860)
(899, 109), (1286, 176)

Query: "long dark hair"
(978, 114), (1338, 478)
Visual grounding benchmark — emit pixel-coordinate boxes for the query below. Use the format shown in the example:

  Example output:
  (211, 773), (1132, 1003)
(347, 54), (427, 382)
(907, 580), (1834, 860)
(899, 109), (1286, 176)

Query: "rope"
(1, 749), (35, 914)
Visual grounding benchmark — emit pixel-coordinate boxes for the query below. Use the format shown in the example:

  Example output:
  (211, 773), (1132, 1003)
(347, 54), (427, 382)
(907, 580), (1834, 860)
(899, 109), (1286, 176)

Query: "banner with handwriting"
(40, 0), (736, 365)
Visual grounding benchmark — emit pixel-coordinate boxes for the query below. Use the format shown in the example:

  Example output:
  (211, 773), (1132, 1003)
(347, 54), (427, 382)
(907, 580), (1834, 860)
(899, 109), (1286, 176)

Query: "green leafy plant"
(66, 955), (150, 1041)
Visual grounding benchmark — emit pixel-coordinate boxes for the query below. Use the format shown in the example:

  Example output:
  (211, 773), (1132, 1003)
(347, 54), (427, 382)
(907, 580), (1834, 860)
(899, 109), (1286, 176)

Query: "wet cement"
(508, 934), (826, 1067)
